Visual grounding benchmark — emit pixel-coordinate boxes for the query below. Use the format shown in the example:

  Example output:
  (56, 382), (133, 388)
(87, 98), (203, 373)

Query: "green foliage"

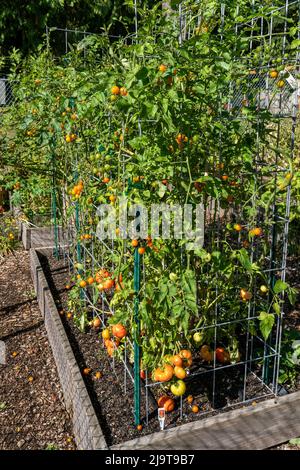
(279, 329), (300, 386)
(0, 2), (298, 374)
(0, 0), (157, 55)
(0, 213), (19, 257)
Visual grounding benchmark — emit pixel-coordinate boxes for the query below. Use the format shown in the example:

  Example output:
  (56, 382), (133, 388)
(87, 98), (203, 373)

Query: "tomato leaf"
(273, 280), (288, 294)
(259, 312), (275, 340)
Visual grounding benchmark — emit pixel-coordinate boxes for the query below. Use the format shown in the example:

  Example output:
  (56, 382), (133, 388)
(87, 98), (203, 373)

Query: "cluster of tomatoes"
(150, 350), (193, 398)
(79, 233), (92, 242)
(233, 223), (263, 238)
(157, 394), (199, 415)
(158, 63), (177, 86)
(75, 268), (119, 292)
(110, 85), (128, 102)
(70, 180), (84, 198)
(131, 237), (157, 255)
(101, 324), (127, 357)
(65, 133), (77, 143)
(175, 133), (188, 148)
(199, 345), (239, 364)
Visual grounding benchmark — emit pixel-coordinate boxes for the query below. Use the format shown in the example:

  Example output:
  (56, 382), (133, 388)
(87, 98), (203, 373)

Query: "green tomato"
(260, 285), (268, 294)
(104, 164), (111, 171)
(193, 332), (204, 344)
(169, 272), (178, 282)
(75, 263), (84, 270)
(170, 380), (186, 397)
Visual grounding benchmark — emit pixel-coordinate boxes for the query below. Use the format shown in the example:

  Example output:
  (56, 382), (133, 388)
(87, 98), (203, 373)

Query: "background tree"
(0, 0), (159, 56)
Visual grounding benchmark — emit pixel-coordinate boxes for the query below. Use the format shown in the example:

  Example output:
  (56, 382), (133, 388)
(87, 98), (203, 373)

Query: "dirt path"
(0, 250), (75, 450)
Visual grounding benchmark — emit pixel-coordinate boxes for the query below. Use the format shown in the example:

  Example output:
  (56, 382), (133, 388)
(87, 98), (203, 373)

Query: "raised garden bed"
(30, 247), (300, 450)
(21, 222), (66, 250)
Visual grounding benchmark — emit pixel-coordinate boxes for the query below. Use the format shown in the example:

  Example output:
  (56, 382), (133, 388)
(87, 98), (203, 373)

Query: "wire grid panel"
(0, 79), (16, 107)
(178, 1), (300, 117)
(46, 3), (299, 428)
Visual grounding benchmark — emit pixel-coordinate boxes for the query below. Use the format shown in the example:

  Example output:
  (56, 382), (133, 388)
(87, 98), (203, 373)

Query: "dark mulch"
(0, 251), (75, 450)
(40, 251), (284, 447)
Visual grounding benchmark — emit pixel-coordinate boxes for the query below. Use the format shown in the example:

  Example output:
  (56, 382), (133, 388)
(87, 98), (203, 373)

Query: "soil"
(0, 251), (75, 450)
(39, 251), (298, 447)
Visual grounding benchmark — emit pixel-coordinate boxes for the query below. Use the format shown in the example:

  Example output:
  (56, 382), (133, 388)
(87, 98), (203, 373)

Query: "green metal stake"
(126, 178), (141, 425)
(51, 177), (59, 260)
(263, 213), (278, 385)
(133, 246), (141, 426)
(75, 199), (81, 263)
(50, 138), (59, 259)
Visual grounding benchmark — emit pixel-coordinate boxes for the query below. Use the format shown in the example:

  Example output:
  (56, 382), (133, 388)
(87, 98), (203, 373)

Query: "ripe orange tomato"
(187, 395), (193, 404)
(137, 424), (143, 431)
(93, 318), (101, 329)
(112, 323), (127, 339)
(83, 368), (91, 376)
(215, 347), (230, 363)
(179, 349), (192, 360)
(200, 345), (213, 362)
(240, 288), (252, 301)
(140, 370), (146, 380)
(269, 70), (278, 79)
(176, 133), (188, 144)
(79, 280), (87, 288)
(138, 247), (146, 255)
(159, 64), (167, 73)
(105, 339), (114, 348)
(132, 239), (139, 247)
(102, 177), (110, 184)
(103, 279), (114, 290)
(252, 227), (262, 236)
(157, 396), (175, 412)
(174, 366), (187, 379)
(234, 224), (242, 232)
(111, 86), (120, 95)
(87, 277), (94, 285)
(153, 364), (174, 383)
(192, 405), (199, 413)
(120, 87), (128, 96)
(171, 354), (183, 367)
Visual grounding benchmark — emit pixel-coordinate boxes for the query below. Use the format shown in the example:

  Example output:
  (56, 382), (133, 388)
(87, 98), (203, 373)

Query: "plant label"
(158, 407), (166, 430)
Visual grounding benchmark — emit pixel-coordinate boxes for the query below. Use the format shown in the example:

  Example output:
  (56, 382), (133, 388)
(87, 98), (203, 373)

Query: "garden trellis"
(2, 0), (299, 429)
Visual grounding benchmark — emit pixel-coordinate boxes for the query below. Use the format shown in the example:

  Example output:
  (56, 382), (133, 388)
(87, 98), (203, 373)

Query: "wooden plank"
(111, 391), (300, 450)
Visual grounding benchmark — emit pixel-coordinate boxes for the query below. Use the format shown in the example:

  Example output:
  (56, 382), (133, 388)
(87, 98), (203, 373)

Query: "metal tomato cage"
(173, 0), (299, 411)
(47, 0), (300, 430)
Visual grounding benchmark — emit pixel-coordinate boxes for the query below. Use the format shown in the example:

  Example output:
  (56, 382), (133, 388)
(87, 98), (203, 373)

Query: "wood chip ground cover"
(0, 251), (75, 450)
